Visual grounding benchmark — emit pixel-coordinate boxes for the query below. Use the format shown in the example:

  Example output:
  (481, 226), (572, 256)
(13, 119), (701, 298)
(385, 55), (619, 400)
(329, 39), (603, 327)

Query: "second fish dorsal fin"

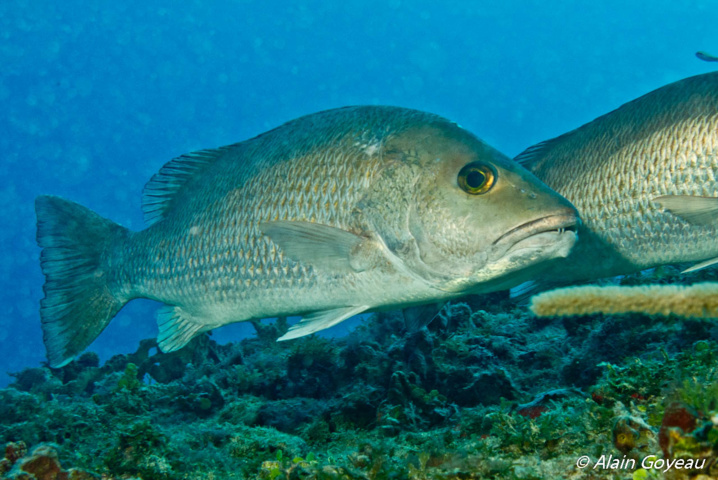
(654, 195), (718, 226)
(513, 139), (558, 168)
(142, 146), (235, 226)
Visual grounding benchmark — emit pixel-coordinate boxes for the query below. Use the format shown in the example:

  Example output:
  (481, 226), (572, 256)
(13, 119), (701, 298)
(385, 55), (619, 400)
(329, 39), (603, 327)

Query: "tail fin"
(35, 195), (129, 368)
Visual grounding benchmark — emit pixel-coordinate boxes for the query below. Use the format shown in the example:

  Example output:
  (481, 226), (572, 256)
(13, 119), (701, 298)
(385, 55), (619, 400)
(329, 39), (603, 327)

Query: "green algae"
(116, 362), (141, 392)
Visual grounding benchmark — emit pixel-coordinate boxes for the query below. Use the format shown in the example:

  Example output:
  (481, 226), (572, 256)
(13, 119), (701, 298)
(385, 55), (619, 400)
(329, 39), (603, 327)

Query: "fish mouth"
(493, 211), (580, 249)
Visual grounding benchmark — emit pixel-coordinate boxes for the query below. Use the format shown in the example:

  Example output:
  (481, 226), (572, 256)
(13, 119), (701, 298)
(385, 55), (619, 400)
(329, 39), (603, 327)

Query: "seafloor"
(1, 265), (717, 480)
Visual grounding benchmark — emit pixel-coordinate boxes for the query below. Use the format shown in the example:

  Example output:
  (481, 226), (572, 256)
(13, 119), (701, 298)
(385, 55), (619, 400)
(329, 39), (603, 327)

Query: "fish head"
(367, 121), (579, 293)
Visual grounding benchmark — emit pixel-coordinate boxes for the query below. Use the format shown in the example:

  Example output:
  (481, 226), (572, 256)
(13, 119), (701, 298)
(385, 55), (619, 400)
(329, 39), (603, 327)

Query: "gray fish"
(514, 72), (718, 286)
(36, 106), (578, 367)
(696, 51), (718, 62)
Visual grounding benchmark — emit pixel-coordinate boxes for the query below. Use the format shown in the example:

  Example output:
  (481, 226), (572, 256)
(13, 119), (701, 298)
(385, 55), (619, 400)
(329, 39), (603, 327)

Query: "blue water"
(1, 0), (716, 387)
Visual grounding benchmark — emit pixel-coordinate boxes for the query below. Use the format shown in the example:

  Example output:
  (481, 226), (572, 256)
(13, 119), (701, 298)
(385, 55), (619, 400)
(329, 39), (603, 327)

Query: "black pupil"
(466, 169), (486, 189)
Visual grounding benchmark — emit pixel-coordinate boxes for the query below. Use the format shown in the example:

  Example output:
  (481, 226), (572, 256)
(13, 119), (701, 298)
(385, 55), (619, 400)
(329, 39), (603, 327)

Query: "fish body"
(515, 72), (718, 283)
(37, 106), (578, 367)
(696, 51), (718, 62)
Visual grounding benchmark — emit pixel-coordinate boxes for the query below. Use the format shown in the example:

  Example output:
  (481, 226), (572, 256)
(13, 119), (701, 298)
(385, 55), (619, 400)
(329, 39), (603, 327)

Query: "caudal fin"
(35, 195), (129, 367)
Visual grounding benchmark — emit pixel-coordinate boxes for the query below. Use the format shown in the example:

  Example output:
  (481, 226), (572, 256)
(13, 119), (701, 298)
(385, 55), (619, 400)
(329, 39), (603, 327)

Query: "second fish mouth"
(493, 211), (580, 247)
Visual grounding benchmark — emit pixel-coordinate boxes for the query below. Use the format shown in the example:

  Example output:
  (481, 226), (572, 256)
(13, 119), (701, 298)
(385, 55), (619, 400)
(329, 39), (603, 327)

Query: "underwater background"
(2, 1), (718, 479)
(2, 0), (717, 386)
(3, 0), (718, 385)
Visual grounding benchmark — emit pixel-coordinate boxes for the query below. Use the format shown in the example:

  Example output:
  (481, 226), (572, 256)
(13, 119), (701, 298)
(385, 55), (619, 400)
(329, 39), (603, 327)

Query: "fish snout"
(525, 182), (577, 213)
(492, 209), (580, 249)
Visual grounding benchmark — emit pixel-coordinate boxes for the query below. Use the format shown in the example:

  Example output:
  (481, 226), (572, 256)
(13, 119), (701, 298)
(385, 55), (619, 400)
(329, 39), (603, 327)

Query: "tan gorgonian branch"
(529, 283), (718, 318)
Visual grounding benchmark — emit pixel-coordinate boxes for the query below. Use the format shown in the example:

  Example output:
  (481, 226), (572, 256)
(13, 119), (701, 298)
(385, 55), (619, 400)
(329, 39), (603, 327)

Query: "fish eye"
(457, 162), (496, 195)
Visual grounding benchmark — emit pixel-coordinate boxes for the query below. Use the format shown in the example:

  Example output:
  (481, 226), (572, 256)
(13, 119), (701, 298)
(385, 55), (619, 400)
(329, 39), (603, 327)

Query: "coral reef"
(1, 266), (718, 479)
(1, 442), (97, 479)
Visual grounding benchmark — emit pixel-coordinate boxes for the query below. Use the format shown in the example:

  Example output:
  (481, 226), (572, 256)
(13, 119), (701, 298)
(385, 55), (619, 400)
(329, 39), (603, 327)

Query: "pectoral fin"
(277, 305), (369, 341)
(653, 195), (718, 226)
(403, 302), (446, 331)
(259, 221), (367, 271)
(510, 281), (541, 303)
(682, 256), (718, 274)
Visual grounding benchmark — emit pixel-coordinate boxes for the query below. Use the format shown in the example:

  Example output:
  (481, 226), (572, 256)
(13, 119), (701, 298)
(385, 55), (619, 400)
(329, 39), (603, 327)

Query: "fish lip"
(492, 211), (580, 247)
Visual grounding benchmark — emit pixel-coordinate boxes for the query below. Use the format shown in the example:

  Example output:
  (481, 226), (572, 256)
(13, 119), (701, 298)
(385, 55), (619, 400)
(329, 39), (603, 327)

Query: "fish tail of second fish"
(35, 195), (130, 368)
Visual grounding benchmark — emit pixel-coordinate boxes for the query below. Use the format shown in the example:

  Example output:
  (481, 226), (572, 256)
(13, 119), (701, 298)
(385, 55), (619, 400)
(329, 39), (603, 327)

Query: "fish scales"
(516, 72), (718, 282)
(36, 105), (578, 366)
(131, 119), (386, 304)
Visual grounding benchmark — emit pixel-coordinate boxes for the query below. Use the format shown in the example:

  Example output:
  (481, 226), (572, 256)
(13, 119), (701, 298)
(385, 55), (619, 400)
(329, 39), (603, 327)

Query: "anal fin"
(277, 305), (369, 341)
(157, 306), (206, 353)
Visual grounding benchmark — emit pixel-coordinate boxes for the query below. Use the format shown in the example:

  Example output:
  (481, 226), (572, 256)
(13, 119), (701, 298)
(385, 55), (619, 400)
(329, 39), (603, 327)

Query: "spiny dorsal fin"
(513, 139), (558, 168)
(142, 146), (234, 226)
(514, 94), (646, 169)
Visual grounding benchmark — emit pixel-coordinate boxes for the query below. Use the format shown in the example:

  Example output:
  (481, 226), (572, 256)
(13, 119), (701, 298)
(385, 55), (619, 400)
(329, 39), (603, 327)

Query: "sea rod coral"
(529, 282), (718, 318)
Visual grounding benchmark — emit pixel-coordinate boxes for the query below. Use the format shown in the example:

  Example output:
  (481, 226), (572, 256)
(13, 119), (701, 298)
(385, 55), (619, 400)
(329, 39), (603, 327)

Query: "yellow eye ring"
(458, 163), (496, 195)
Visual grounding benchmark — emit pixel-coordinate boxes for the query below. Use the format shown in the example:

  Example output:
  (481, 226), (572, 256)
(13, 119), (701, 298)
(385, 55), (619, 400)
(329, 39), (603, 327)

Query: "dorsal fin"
(513, 139), (559, 168)
(516, 73), (718, 169)
(513, 120), (593, 168)
(141, 146), (234, 225)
